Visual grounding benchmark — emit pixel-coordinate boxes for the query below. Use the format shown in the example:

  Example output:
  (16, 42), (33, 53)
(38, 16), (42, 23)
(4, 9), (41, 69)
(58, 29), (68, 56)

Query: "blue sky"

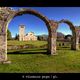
(8, 7), (80, 37)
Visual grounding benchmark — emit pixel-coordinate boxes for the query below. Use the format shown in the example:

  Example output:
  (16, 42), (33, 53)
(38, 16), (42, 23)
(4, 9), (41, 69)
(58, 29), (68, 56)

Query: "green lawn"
(7, 40), (47, 47)
(0, 40), (80, 73)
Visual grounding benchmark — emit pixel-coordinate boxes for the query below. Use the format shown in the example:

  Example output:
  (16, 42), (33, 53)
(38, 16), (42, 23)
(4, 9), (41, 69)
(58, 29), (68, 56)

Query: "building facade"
(19, 25), (37, 41)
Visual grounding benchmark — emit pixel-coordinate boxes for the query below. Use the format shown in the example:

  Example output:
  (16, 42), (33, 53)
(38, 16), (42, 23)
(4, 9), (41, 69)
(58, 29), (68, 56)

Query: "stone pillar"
(71, 32), (76, 50)
(0, 34), (7, 62)
(71, 28), (80, 50)
(75, 29), (80, 50)
(48, 20), (58, 55)
(0, 21), (8, 62)
(0, 20), (11, 64)
(76, 36), (79, 50)
(47, 34), (51, 54)
(50, 30), (57, 55)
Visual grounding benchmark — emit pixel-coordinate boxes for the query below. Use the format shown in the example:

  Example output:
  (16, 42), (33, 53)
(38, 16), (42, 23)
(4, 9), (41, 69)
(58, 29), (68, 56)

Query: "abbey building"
(19, 25), (37, 41)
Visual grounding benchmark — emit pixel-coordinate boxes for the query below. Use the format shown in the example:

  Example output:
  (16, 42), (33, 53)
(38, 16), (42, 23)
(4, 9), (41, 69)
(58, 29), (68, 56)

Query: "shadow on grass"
(7, 48), (49, 55)
(57, 46), (71, 50)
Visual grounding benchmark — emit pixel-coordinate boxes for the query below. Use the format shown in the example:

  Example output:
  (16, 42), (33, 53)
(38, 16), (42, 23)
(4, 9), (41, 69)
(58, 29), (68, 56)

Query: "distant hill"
(57, 32), (65, 41)
(57, 32), (65, 37)
(37, 32), (73, 42)
(37, 32), (65, 41)
(37, 34), (48, 41)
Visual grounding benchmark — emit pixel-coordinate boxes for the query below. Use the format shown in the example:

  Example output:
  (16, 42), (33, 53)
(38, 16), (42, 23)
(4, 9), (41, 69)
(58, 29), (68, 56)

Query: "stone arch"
(58, 19), (79, 50)
(6, 8), (50, 32)
(58, 19), (75, 33)
(46, 19), (80, 56)
(0, 8), (54, 63)
(6, 8), (52, 50)
(0, 7), (80, 63)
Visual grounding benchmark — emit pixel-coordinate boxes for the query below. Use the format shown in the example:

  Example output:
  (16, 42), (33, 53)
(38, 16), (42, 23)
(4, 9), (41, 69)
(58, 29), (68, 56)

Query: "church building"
(19, 25), (37, 41)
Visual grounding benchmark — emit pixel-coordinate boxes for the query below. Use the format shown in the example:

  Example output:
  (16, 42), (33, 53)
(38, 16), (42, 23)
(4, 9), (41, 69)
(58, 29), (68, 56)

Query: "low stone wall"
(7, 44), (48, 50)
(7, 45), (36, 50)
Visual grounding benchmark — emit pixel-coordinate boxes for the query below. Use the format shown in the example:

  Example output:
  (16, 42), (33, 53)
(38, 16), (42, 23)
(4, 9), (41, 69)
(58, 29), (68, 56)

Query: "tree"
(7, 29), (12, 40)
(37, 35), (48, 41)
(37, 36), (43, 41)
(15, 33), (19, 40)
(64, 34), (72, 42)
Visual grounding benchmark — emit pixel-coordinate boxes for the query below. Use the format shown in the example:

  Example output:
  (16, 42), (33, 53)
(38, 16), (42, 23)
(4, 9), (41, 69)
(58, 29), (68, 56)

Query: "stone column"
(0, 34), (7, 62)
(0, 20), (11, 64)
(75, 29), (80, 50)
(50, 30), (57, 55)
(47, 34), (51, 54)
(48, 20), (58, 55)
(0, 21), (7, 62)
(71, 32), (76, 50)
(76, 36), (79, 50)
(71, 28), (80, 50)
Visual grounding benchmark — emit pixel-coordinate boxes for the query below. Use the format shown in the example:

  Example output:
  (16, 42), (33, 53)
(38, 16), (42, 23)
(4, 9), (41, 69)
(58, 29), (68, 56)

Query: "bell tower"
(19, 25), (25, 41)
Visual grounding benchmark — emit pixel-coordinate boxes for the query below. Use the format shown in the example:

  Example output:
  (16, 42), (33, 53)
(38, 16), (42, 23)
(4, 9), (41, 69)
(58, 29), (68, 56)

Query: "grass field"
(0, 40), (80, 73)
(7, 40), (47, 47)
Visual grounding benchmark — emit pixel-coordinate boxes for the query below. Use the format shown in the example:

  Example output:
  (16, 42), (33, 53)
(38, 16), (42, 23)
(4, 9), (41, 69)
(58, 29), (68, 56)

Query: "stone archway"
(47, 19), (80, 55)
(0, 7), (55, 63)
(58, 19), (77, 50)
(0, 7), (80, 63)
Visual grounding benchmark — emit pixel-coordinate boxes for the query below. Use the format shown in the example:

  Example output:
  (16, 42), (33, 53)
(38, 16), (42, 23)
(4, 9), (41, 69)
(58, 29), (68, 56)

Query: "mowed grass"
(7, 40), (47, 47)
(0, 40), (80, 73)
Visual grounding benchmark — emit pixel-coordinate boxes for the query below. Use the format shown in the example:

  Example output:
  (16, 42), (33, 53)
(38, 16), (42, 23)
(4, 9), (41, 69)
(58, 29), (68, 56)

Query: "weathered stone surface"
(0, 7), (80, 63)
(7, 45), (38, 50)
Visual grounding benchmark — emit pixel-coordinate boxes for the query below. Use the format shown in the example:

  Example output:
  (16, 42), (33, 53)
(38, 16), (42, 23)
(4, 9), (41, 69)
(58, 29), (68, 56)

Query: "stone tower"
(19, 25), (25, 41)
